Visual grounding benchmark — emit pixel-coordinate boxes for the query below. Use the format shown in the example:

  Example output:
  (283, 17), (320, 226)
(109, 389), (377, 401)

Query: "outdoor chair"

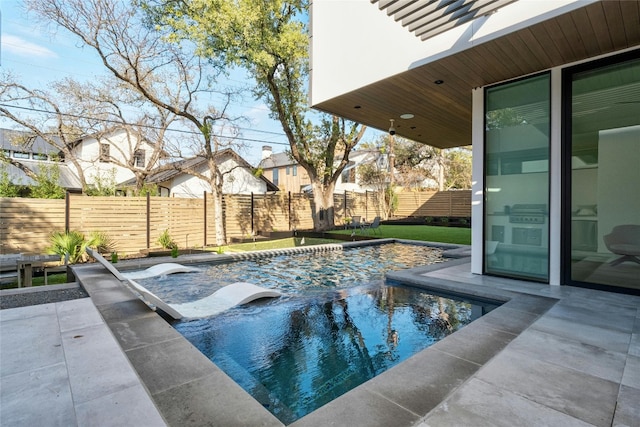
(603, 224), (640, 266)
(363, 216), (381, 235)
(349, 216), (362, 231)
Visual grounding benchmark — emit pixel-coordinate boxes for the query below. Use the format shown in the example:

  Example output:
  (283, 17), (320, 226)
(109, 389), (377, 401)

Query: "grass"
(224, 237), (339, 252)
(1, 272), (69, 289)
(329, 224), (471, 245)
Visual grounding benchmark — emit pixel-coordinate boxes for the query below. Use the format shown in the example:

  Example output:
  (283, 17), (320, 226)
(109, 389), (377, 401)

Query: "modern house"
(130, 148), (278, 197)
(310, 0), (640, 294)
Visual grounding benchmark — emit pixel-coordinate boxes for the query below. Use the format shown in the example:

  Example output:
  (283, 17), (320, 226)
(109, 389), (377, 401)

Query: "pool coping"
(72, 240), (557, 426)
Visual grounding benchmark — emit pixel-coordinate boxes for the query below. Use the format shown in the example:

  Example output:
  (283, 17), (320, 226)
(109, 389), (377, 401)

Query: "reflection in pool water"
(137, 244), (498, 423)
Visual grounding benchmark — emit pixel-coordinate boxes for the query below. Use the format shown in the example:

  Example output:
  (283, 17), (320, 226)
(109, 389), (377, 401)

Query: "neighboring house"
(126, 148), (278, 197)
(310, 0), (640, 295)
(258, 146), (311, 192)
(0, 128), (82, 191)
(258, 145), (393, 194)
(1, 127), (161, 192)
(68, 128), (161, 188)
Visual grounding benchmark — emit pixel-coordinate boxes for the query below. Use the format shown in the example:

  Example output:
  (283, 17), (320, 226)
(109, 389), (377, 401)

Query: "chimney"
(261, 145), (272, 160)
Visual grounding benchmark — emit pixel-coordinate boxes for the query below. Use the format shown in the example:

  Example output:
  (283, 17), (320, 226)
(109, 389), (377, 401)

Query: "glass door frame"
(483, 71), (551, 283)
(561, 49), (640, 295)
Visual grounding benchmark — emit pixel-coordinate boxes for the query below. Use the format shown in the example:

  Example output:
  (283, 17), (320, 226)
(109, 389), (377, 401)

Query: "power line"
(0, 102), (290, 146)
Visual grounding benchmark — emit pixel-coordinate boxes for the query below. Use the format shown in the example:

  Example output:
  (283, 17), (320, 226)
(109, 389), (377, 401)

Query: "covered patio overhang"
(311, 1), (640, 149)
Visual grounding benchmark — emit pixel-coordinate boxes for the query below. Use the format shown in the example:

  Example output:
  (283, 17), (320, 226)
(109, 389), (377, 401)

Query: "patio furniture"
(349, 216), (362, 232)
(362, 216), (381, 235)
(86, 248), (281, 320)
(603, 224), (640, 266)
(17, 254), (59, 287)
(0, 253), (22, 284)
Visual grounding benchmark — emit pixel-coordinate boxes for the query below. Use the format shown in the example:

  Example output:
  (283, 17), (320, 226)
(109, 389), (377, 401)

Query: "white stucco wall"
(169, 156), (268, 198)
(310, 0), (595, 106)
(73, 129), (156, 187)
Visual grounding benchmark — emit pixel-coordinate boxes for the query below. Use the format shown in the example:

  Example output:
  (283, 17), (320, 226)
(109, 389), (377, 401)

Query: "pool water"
(136, 244), (497, 423)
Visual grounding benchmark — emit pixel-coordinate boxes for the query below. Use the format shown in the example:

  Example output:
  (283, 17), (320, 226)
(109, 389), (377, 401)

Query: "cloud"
(2, 34), (58, 59)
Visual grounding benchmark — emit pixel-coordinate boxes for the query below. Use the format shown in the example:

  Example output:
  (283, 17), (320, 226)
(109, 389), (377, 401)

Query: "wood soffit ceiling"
(313, 0), (640, 149)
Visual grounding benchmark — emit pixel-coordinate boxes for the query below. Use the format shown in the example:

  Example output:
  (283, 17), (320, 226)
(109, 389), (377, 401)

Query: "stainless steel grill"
(509, 204), (547, 224)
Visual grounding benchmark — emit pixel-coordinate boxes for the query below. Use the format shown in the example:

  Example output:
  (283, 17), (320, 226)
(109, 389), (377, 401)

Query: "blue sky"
(0, 0), (297, 165)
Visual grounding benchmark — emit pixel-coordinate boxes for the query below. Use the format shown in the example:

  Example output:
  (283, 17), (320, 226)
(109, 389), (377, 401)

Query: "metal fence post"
(203, 191), (207, 247)
(251, 192), (255, 235)
(146, 192), (151, 249)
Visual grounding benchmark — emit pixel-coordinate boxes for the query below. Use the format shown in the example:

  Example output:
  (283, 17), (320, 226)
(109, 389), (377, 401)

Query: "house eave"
(311, 0), (640, 148)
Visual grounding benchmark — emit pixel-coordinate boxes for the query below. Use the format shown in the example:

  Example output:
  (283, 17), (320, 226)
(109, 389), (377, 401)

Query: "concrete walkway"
(411, 262), (640, 427)
(0, 297), (166, 426)
(1, 252), (639, 426)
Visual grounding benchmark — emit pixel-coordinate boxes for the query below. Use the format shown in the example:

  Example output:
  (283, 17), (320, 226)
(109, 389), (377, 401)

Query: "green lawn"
(329, 224), (471, 245)
(224, 237), (339, 252)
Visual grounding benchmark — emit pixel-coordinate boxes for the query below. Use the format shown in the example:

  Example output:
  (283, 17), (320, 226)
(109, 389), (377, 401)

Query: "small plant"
(48, 230), (114, 264)
(441, 217), (450, 225)
(425, 216), (434, 224)
(215, 246), (225, 254)
(157, 229), (177, 250)
(171, 246), (179, 258)
(111, 252), (119, 263)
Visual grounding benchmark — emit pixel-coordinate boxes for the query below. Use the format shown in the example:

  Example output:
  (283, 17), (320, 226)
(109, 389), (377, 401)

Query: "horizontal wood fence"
(0, 190), (469, 256)
(395, 190), (471, 218)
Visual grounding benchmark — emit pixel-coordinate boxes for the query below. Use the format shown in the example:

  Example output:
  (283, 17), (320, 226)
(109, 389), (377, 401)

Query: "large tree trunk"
(311, 181), (336, 231)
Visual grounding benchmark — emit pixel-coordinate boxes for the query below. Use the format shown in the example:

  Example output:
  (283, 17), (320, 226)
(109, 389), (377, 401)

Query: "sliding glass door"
(564, 51), (640, 293)
(484, 74), (550, 282)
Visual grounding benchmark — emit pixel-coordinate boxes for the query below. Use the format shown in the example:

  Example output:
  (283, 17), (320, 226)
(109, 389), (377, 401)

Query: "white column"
(549, 68), (562, 286)
(471, 88), (485, 275)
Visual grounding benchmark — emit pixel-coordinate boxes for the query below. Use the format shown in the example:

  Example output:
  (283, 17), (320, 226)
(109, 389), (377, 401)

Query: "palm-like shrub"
(48, 230), (114, 263)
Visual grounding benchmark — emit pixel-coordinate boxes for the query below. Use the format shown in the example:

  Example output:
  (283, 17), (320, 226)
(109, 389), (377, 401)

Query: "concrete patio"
(1, 249), (638, 426)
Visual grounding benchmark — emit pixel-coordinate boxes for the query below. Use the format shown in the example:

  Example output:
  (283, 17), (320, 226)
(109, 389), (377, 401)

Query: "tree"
(26, 0), (247, 245)
(1, 74), (91, 189)
(394, 139), (472, 191)
(144, 0), (366, 231)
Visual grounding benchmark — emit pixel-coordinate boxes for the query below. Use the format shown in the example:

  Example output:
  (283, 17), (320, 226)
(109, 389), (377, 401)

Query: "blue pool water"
(136, 243), (498, 423)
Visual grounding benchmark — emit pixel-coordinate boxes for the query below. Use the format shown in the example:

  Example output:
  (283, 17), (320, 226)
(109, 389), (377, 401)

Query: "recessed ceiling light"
(400, 114), (414, 119)
(434, 80), (444, 85)
(354, 105), (361, 109)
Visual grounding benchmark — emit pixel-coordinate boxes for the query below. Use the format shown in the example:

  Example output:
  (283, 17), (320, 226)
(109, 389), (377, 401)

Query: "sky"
(0, 0), (299, 165)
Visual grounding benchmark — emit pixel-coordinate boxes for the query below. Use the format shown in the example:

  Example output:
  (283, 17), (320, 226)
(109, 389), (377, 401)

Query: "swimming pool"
(135, 243), (498, 423)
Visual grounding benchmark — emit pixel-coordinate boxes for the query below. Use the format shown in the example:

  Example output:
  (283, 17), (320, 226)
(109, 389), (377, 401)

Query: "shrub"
(48, 230), (114, 263)
(157, 229), (177, 249)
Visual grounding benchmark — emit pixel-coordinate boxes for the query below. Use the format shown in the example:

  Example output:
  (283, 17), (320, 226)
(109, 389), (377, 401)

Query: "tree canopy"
(145, 0), (366, 230)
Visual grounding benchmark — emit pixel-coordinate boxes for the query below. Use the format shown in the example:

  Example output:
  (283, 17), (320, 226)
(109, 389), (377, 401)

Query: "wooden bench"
(0, 254), (22, 284)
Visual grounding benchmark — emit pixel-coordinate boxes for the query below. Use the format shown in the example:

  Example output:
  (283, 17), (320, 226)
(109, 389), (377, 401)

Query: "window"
(134, 149), (146, 167)
(272, 168), (279, 186)
(484, 73), (551, 282)
(13, 151), (29, 159)
(33, 153), (48, 161)
(565, 52), (640, 293)
(286, 166), (290, 175)
(99, 143), (110, 162)
(292, 165), (297, 176)
(341, 162), (356, 183)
